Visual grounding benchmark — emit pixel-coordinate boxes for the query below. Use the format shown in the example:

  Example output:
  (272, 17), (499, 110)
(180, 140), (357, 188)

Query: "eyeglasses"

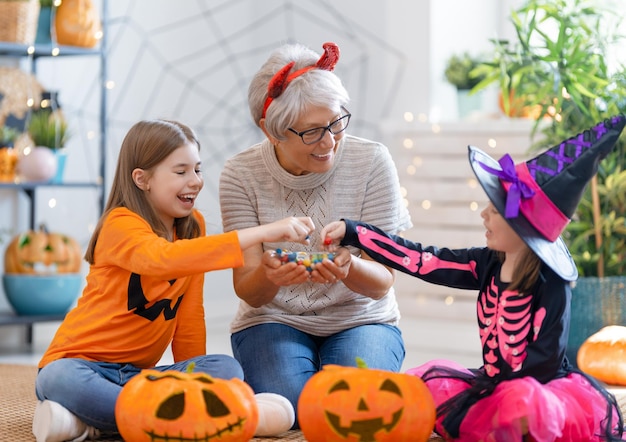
(287, 107), (351, 145)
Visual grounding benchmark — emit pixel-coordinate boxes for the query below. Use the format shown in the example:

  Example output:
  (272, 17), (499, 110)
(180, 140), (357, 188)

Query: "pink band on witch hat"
(261, 42), (340, 119)
(479, 154), (570, 242)
(502, 163), (570, 242)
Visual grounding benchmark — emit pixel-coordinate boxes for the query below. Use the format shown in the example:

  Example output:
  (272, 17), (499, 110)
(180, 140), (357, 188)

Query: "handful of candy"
(276, 249), (335, 272)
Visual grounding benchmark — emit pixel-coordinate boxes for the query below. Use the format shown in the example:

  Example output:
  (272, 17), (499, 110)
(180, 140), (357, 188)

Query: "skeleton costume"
(338, 116), (626, 441)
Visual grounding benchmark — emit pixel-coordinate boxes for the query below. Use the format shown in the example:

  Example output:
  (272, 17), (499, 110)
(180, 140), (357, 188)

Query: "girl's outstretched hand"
(268, 216), (315, 244)
(320, 220), (347, 251)
(238, 217), (314, 250)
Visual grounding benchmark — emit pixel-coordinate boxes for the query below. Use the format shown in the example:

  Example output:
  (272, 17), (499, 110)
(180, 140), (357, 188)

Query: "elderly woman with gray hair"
(219, 41), (411, 429)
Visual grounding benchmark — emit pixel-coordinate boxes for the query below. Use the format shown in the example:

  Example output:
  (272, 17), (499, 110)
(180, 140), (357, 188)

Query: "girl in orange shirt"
(33, 119), (313, 441)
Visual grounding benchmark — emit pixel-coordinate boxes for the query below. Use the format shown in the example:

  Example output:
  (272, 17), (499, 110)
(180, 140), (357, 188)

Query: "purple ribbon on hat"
(479, 154), (535, 218)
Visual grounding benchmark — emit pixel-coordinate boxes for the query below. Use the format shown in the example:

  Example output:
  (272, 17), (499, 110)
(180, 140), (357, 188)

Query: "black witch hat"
(469, 115), (626, 281)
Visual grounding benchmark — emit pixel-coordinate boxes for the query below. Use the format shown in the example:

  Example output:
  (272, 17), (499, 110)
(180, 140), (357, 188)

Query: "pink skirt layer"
(407, 359), (623, 442)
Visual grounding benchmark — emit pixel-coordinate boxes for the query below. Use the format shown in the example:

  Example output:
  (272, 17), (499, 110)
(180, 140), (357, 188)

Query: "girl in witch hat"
(321, 115), (626, 441)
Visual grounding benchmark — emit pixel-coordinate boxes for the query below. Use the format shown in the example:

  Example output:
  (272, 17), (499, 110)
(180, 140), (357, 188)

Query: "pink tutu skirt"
(407, 359), (623, 442)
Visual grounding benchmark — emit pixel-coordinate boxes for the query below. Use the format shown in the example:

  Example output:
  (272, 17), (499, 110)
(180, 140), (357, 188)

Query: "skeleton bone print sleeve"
(339, 219), (569, 381)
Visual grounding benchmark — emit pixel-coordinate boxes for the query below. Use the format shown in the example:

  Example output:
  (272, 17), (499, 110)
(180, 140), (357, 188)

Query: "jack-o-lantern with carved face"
(298, 364), (436, 442)
(115, 369), (259, 442)
(4, 224), (82, 274)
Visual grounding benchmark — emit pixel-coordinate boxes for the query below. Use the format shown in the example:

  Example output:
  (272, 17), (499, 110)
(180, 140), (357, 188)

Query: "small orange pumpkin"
(4, 224), (82, 274)
(0, 147), (18, 182)
(578, 325), (626, 386)
(115, 369), (259, 442)
(298, 362), (436, 442)
(54, 0), (102, 48)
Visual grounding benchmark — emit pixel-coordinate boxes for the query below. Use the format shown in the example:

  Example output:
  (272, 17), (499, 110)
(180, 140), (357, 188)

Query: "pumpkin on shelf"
(298, 359), (436, 442)
(4, 224), (82, 274)
(577, 325), (626, 386)
(115, 368), (259, 442)
(54, 0), (102, 48)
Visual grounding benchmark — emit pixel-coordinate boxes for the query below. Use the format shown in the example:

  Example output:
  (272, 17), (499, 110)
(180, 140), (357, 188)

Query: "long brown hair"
(84, 119), (201, 264)
(496, 248), (542, 293)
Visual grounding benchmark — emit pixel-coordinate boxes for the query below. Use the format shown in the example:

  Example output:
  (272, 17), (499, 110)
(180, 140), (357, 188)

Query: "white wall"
(429, 0), (520, 121)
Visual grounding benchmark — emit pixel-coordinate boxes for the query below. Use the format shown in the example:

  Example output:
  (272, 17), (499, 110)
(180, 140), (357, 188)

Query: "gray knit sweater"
(219, 134), (412, 336)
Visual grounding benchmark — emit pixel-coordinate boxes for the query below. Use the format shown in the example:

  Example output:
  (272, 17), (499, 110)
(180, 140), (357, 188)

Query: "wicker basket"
(0, 0), (41, 44)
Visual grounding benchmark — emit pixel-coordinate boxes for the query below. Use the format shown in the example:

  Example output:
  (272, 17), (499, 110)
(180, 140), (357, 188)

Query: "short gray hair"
(248, 43), (350, 141)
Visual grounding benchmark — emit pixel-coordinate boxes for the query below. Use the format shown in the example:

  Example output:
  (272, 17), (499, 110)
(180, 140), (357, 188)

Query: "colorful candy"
(275, 249), (335, 272)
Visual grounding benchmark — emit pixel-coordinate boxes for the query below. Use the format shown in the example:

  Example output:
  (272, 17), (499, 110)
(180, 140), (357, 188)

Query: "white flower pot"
(17, 146), (58, 182)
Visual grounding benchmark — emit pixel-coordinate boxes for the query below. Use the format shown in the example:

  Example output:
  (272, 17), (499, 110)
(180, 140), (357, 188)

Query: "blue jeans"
(231, 323), (405, 429)
(35, 354), (243, 431)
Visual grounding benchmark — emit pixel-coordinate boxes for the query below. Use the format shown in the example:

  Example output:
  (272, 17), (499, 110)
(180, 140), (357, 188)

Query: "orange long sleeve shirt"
(39, 207), (243, 369)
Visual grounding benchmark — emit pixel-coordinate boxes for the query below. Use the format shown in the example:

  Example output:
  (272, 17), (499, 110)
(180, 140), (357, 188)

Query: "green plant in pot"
(21, 110), (70, 182)
(27, 110), (68, 150)
(444, 52), (485, 118)
(471, 0), (626, 365)
(444, 53), (484, 90)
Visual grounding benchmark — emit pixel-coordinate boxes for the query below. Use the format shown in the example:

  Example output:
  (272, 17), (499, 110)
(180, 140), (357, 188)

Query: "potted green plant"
(471, 0), (626, 364)
(24, 110), (70, 182)
(27, 110), (68, 150)
(444, 52), (484, 91)
(444, 52), (485, 119)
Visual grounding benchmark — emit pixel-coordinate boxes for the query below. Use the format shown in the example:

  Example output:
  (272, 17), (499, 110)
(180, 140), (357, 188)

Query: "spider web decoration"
(103, 0), (406, 228)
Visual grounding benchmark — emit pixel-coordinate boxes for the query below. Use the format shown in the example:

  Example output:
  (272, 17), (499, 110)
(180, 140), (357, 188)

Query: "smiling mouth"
(312, 153), (332, 159)
(325, 409), (403, 442)
(178, 194), (196, 203)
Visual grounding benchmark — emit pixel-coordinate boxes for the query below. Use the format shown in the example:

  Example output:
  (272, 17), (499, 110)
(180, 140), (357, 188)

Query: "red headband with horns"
(261, 42), (340, 119)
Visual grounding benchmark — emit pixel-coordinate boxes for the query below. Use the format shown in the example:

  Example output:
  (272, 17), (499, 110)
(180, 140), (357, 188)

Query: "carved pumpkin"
(578, 325), (626, 386)
(115, 369), (259, 442)
(298, 364), (436, 442)
(55, 0), (102, 48)
(4, 224), (82, 274)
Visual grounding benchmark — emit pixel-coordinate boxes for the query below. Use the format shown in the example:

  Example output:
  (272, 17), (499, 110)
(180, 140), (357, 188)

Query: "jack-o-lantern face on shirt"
(298, 364), (437, 442)
(115, 369), (258, 442)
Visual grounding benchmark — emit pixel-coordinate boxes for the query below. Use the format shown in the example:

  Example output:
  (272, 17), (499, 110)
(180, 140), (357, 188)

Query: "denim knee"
(159, 354), (244, 380)
(35, 358), (80, 401)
